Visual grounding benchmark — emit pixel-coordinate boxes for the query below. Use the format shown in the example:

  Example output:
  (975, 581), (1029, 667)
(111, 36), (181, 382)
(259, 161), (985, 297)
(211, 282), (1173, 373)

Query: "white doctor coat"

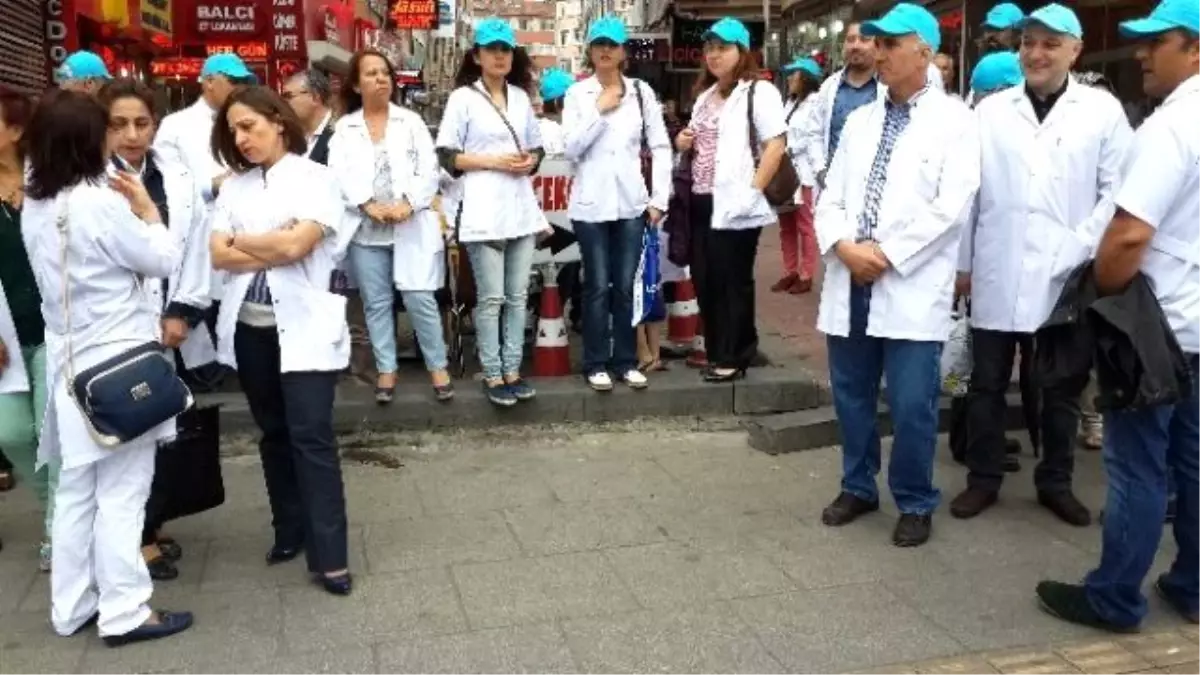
(815, 88), (981, 342)
(0, 282), (31, 394)
(21, 184), (182, 470)
(539, 117), (565, 156)
(328, 104), (445, 292)
(962, 80), (1132, 334)
(785, 95), (820, 205)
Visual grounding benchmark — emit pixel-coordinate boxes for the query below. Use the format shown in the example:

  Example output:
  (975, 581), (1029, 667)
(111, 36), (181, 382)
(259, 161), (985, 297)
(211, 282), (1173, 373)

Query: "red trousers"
(778, 187), (817, 279)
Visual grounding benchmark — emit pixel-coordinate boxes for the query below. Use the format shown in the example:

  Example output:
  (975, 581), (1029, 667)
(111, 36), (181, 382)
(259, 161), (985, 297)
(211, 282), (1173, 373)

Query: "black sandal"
(703, 367), (745, 383)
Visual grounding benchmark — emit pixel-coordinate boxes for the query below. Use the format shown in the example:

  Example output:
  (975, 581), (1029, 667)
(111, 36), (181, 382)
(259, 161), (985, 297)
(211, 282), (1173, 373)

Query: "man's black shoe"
(1035, 581), (1139, 633)
(1038, 491), (1092, 527)
(892, 513), (932, 547)
(820, 492), (879, 526)
(1155, 576), (1199, 624)
(949, 487), (998, 519)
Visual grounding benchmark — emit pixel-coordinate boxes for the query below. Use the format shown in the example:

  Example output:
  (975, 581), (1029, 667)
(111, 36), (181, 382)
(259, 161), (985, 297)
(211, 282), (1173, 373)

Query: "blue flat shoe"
(102, 610), (194, 648)
(314, 572), (353, 596)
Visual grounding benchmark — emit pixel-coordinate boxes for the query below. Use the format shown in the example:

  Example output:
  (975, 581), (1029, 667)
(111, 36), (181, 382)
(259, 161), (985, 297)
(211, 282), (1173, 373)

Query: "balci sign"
(196, 1), (261, 36)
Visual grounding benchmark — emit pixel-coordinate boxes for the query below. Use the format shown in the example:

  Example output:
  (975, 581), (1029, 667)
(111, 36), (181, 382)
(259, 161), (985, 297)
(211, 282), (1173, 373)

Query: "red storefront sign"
(192, 0), (264, 38)
(271, 0), (304, 60)
(43, 0), (81, 82)
(390, 0), (437, 31)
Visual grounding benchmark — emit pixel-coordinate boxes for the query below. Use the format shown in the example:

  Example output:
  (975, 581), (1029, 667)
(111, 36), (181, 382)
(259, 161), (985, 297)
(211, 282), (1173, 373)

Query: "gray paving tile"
(543, 457), (683, 503)
(199, 528), (366, 593)
(204, 646), (377, 674)
(453, 551), (639, 630)
(652, 444), (800, 491)
(503, 501), (667, 556)
(415, 464), (558, 515)
(0, 610), (87, 674)
(18, 563), (204, 615)
(363, 511), (520, 574)
(562, 601), (784, 673)
(360, 567), (468, 638)
(730, 584), (965, 673)
(344, 470), (425, 523)
(604, 541), (795, 609)
(0, 557), (36, 616)
(376, 622), (577, 673)
(636, 485), (803, 544)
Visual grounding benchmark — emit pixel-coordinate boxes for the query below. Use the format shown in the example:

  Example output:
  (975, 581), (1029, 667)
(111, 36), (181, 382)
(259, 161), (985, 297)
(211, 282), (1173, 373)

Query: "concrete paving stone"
(732, 366), (825, 415)
(360, 567), (469, 638)
(582, 373), (734, 423)
(279, 582), (376, 654)
(729, 584), (966, 673)
(927, 505), (1095, 572)
(376, 622), (578, 673)
(1056, 639), (1154, 673)
(562, 601), (784, 673)
(852, 664), (921, 674)
(78, 587), (283, 674)
(208, 646), (377, 674)
(910, 654), (1000, 673)
(745, 407), (843, 456)
(0, 646), (85, 675)
(0, 557), (37, 616)
(1179, 624), (1199, 640)
(363, 511), (520, 574)
(1157, 661), (1200, 674)
(424, 378), (589, 430)
(984, 647), (1083, 674)
(636, 487), (802, 545)
(0, 610), (88, 674)
(452, 551), (639, 630)
(162, 504), (275, 541)
(543, 457), (684, 504)
(344, 470), (425, 523)
(604, 541), (796, 609)
(199, 527), (366, 594)
(502, 500), (667, 557)
(17, 550), (207, 615)
(415, 463), (559, 515)
(1121, 632), (1200, 668)
(651, 442), (803, 492)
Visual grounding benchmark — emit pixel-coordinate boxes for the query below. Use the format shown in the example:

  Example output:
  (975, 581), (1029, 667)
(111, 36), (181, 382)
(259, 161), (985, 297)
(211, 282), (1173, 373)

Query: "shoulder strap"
(747, 80), (762, 166)
(633, 80), (648, 151)
(785, 99), (799, 124)
(469, 84), (523, 151)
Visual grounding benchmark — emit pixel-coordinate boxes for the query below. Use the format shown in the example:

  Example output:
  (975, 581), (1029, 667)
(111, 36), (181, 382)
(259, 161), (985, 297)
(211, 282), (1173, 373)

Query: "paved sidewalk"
(755, 223), (828, 374)
(0, 421), (1193, 673)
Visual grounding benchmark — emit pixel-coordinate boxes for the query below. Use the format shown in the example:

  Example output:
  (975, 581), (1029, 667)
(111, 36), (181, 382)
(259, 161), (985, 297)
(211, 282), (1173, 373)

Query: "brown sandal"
(637, 359), (669, 373)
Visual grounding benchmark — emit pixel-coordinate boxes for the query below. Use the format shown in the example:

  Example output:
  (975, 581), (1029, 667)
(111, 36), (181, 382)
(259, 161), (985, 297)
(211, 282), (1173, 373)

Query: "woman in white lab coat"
(435, 18), (545, 408)
(22, 90), (192, 646)
(207, 86), (352, 596)
(98, 78), (213, 582)
(0, 87), (57, 572)
(329, 49), (452, 404)
(563, 16), (672, 391)
(774, 57), (823, 296)
(674, 17), (788, 382)
(537, 67), (571, 156)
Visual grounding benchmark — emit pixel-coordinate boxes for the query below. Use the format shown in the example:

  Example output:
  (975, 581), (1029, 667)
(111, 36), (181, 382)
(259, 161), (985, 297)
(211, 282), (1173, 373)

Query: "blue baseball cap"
(970, 51), (1023, 93)
(475, 17), (518, 48)
(200, 53), (255, 82)
(982, 3), (1025, 30)
(1119, 0), (1200, 38)
(862, 3), (943, 52)
(1018, 3), (1084, 39)
(58, 51), (111, 81)
(702, 17), (751, 49)
(782, 57), (822, 79)
(539, 68), (572, 102)
(587, 16), (628, 45)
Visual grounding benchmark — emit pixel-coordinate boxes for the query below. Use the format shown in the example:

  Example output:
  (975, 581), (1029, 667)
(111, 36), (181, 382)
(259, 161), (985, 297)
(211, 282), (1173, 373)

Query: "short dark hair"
(97, 77), (159, 119)
(453, 46), (535, 95)
(542, 97), (562, 115)
(0, 86), (34, 161)
(210, 86), (306, 172)
(289, 68), (334, 106)
(25, 90), (108, 200)
(342, 49), (401, 114)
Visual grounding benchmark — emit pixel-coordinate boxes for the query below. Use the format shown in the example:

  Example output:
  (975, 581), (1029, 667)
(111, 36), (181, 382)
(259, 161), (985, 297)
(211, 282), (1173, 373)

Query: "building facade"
(474, 0), (558, 69)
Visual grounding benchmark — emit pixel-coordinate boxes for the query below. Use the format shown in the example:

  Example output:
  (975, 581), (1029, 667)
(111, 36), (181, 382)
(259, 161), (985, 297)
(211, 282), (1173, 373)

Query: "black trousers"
(689, 193), (762, 370)
(235, 323), (348, 573)
(965, 328), (1087, 493)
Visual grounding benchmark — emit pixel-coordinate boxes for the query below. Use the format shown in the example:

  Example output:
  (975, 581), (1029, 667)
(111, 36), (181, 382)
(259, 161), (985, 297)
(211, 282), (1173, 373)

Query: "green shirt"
(0, 199), (44, 347)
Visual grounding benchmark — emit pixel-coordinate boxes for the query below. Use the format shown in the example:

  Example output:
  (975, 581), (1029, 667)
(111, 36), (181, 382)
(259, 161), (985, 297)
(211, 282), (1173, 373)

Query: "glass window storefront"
(785, 5), (852, 72)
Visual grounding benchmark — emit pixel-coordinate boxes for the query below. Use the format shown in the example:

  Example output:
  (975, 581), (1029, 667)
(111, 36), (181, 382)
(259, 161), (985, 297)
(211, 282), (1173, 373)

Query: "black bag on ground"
(147, 404), (225, 524)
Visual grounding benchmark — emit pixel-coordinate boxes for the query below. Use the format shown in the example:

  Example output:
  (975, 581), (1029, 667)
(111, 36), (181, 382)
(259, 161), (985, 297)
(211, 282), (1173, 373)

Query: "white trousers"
(51, 442), (155, 637)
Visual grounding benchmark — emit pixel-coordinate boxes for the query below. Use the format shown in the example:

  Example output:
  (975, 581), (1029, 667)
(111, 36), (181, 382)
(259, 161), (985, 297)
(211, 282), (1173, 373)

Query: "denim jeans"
(400, 290), (449, 372)
(826, 285), (942, 514)
(347, 243), (397, 375)
(466, 235), (536, 380)
(1085, 355), (1199, 628)
(0, 344), (57, 540)
(573, 217), (644, 375)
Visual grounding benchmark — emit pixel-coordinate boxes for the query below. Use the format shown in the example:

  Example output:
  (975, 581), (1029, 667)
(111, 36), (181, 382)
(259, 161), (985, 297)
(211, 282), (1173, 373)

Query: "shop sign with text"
(670, 18), (764, 69)
(141, 0), (173, 35)
(207, 42), (269, 59)
(195, 0), (263, 36)
(390, 0), (437, 31)
(271, 0), (305, 59)
(43, 0), (79, 83)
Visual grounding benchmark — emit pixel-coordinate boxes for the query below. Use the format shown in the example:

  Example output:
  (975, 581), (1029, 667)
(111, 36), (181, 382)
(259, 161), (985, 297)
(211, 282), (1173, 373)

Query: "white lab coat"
(539, 117), (565, 156)
(1111, 75), (1200, 353)
(210, 153), (350, 373)
(815, 88), (981, 341)
(562, 75), (672, 222)
(434, 82), (544, 243)
(963, 80), (1133, 333)
(328, 104), (445, 292)
(0, 282), (31, 394)
(785, 95), (820, 207)
(691, 79), (788, 231)
(799, 68), (885, 177)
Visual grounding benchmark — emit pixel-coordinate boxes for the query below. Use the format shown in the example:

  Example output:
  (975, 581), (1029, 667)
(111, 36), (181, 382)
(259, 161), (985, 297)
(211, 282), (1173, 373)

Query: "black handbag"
(56, 191), (194, 448)
(148, 404), (225, 523)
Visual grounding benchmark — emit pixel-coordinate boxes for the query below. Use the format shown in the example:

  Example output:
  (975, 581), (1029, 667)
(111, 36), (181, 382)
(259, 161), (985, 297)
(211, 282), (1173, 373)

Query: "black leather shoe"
(315, 572), (353, 596)
(892, 513), (932, 547)
(157, 538), (182, 562)
(949, 486), (998, 519)
(146, 557), (179, 581)
(265, 544), (303, 566)
(1038, 490), (1092, 527)
(1036, 581), (1138, 633)
(103, 610), (194, 648)
(821, 492), (879, 526)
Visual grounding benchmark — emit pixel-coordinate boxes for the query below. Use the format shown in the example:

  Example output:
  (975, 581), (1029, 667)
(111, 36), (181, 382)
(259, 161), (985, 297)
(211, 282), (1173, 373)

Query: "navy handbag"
(57, 192), (193, 448)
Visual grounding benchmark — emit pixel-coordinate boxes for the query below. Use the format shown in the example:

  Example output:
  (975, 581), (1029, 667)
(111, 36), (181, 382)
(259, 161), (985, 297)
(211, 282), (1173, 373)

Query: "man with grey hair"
(282, 69), (335, 165)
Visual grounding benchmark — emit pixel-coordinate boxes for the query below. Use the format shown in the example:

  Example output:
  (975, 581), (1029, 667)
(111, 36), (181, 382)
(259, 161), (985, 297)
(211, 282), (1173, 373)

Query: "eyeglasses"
(280, 89), (310, 101)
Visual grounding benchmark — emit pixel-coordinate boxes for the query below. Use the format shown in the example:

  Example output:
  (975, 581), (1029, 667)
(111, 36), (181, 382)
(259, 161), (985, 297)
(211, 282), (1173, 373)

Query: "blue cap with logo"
(983, 3), (1026, 30)
(782, 57), (823, 79)
(1119, 0), (1200, 38)
(58, 50), (111, 82)
(475, 17), (518, 48)
(587, 16), (628, 44)
(702, 17), (752, 49)
(1018, 3), (1084, 39)
(862, 3), (943, 52)
(970, 51), (1023, 93)
(200, 53), (255, 82)
(539, 68), (573, 102)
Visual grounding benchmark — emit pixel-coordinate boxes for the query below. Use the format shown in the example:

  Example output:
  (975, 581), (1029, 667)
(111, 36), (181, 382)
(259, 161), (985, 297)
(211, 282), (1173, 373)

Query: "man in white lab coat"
(282, 69), (335, 166)
(1037, 0), (1199, 630)
(815, 3), (980, 548)
(951, 3), (1133, 526)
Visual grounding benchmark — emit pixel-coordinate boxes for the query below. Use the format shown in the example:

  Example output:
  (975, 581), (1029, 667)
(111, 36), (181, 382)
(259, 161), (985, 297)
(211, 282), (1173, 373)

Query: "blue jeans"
(826, 285), (942, 514)
(466, 235), (536, 380)
(573, 218), (644, 375)
(347, 243), (397, 375)
(1085, 355), (1199, 628)
(400, 290), (449, 373)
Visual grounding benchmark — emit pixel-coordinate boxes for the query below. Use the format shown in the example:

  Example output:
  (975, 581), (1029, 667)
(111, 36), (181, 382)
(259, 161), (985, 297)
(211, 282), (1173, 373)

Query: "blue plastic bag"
(633, 225), (664, 326)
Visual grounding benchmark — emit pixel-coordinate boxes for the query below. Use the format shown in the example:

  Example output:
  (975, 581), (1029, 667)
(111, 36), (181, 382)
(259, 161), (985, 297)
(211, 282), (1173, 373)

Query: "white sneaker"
(622, 369), (649, 389)
(588, 372), (614, 391)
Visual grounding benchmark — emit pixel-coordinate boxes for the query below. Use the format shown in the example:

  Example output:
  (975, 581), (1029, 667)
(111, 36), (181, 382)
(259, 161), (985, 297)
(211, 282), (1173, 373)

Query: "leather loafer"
(821, 492), (880, 526)
(315, 572), (353, 596)
(265, 544), (303, 566)
(146, 557), (179, 581)
(103, 610), (194, 648)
